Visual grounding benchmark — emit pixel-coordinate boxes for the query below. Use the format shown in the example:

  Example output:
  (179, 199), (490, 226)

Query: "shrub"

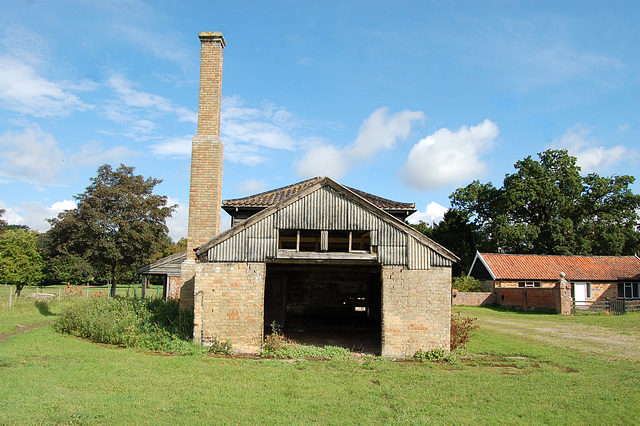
(208, 337), (234, 356)
(451, 312), (478, 351)
(452, 276), (483, 292)
(413, 348), (450, 362)
(54, 297), (211, 355)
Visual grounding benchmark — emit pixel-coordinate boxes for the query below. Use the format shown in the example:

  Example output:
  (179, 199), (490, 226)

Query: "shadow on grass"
(35, 301), (55, 316)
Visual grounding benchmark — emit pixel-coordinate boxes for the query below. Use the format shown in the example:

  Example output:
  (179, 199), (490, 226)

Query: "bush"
(452, 276), (483, 292)
(413, 348), (450, 362)
(451, 312), (478, 351)
(54, 297), (211, 355)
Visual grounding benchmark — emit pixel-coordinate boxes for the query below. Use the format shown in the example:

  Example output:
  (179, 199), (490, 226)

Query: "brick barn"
(469, 252), (640, 312)
(142, 31), (458, 357)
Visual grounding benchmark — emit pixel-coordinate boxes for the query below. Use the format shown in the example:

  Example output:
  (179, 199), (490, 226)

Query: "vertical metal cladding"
(408, 235), (431, 270)
(206, 185), (445, 266)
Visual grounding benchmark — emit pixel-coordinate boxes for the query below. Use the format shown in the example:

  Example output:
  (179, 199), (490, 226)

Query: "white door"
(573, 283), (588, 307)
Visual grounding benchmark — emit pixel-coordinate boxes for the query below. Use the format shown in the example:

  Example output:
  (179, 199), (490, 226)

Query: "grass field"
(0, 283), (163, 309)
(1, 299), (639, 424)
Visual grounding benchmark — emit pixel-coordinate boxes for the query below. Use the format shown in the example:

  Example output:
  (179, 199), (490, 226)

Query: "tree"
(0, 229), (45, 296)
(450, 149), (640, 256)
(0, 209), (7, 232)
(411, 209), (479, 276)
(47, 164), (176, 296)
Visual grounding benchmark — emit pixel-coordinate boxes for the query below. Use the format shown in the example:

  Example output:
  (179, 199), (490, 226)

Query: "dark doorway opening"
(264, 263), (382, 354)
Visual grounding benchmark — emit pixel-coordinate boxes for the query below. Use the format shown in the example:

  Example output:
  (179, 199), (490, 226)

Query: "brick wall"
(166, 276), (183, 299)
(194, 262), (266, 353)
(381, 265), (451, 358)
(496, 287), (558, 311)
(452, 292), (496, 306)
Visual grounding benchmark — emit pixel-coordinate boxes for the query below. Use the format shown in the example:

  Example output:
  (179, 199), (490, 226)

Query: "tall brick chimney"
(181, 32), (225, 311)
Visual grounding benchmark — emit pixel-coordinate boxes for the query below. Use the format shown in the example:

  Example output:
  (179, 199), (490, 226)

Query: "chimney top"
(199, 32), (226, 47)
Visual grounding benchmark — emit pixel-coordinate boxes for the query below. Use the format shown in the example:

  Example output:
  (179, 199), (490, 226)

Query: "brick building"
(469, 252), (640, 312)
(141, 31), (458, 357)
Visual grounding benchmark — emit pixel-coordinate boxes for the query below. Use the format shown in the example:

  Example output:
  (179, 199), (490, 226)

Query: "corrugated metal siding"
(207, 186), (450, 267)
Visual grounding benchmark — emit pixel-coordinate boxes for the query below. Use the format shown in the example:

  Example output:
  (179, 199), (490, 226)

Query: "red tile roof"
(223, 177), (415, 210)
(478, 253), (640, 282)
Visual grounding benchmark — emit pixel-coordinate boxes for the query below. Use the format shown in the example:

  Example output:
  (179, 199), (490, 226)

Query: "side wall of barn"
(381, 265), (451, 358)
(193, 262), (266, 353)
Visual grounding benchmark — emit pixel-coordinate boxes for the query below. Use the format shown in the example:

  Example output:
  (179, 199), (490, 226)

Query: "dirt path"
(0, 322), (53, 344)
(477, 316), (640, 361)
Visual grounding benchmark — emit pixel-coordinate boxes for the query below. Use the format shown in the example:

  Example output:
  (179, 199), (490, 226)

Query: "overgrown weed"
(53, 297), (215, 355)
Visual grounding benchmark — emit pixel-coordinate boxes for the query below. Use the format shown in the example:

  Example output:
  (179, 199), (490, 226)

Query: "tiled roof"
(478, 253), (640, 282)
(223, 177), (415, 210)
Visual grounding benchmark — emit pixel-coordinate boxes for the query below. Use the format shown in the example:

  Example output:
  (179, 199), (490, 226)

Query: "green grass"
(0, 283), (163, 302)
(1, 302), (639, 424)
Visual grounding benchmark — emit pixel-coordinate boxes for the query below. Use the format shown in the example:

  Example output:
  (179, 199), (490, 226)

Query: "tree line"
(414, 149), (640, 276)
(0, 164), (184, 297)
(2, 150), (639, 292)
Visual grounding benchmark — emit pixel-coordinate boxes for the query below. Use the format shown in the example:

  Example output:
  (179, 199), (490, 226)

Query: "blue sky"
(1, 1), (638, 240)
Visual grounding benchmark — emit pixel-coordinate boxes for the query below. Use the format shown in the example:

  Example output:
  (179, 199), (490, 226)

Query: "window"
(299, 230), (321, 252)
(327, 230), (350, 252)
(518, 281), (541, 288)
(278, 229), (371, 253)
(618, 282), (640, 299)
(278, 229), (298, 250)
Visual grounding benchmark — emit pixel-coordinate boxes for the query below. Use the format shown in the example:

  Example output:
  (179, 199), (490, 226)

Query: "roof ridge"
(223, 177), (415, 209)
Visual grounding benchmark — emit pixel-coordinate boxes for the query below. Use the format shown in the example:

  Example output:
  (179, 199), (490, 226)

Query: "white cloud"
(165, 197), (188, 241)
(0, 198), (76, 232)
(149, 136), (191, 158)
(221, 96), (300, 165)
(295, 144), (351, 179)
(295, 108), (424, 179)
(103, 75), (196, 139)
(0, 56), (89, 117)
(407, 202), (448, 226)
(69, 141), (139, 166)
(402, 119), (499, 190)
(551, 124), (636, 173)
(50, 200), (77, 212)
(236, 179), (267, 195)
(348, 108), (425, 160)
(0, 126), (65, 184)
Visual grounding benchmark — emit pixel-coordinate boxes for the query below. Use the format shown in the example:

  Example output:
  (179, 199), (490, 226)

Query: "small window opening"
(278, 229), (298, 250)
(350, 230), (371, 252)
(327, 230), (350, 252)
(299, 230), (321, 252)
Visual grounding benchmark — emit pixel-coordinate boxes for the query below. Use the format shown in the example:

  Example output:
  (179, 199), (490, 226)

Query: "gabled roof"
(198, 176), (457, 262)
(223, 176), (415, 210)
(470, 252), (640, 282)
(137, 250), (187, 274)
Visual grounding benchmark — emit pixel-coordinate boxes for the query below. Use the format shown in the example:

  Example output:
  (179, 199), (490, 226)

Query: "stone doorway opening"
(264, 263), (382, 354)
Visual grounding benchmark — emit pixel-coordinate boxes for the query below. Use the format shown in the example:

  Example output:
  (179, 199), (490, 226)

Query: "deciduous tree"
(450, 149), (640, 256)
(47, 164), (176, 296)
(0, 228), (45, 296)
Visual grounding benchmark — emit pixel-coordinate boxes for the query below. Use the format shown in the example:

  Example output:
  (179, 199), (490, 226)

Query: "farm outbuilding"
(190, 177), (458, 357)
(138, 31), (459, 358)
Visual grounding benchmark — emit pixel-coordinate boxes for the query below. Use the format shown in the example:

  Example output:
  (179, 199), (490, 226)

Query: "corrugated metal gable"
(206, 185), (450, 268)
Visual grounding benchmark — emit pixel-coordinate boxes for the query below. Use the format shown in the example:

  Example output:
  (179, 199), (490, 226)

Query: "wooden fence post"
(8, 286), (12, 309)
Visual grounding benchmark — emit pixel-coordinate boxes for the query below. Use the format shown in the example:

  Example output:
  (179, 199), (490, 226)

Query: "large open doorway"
(264, 263), (382, 354)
